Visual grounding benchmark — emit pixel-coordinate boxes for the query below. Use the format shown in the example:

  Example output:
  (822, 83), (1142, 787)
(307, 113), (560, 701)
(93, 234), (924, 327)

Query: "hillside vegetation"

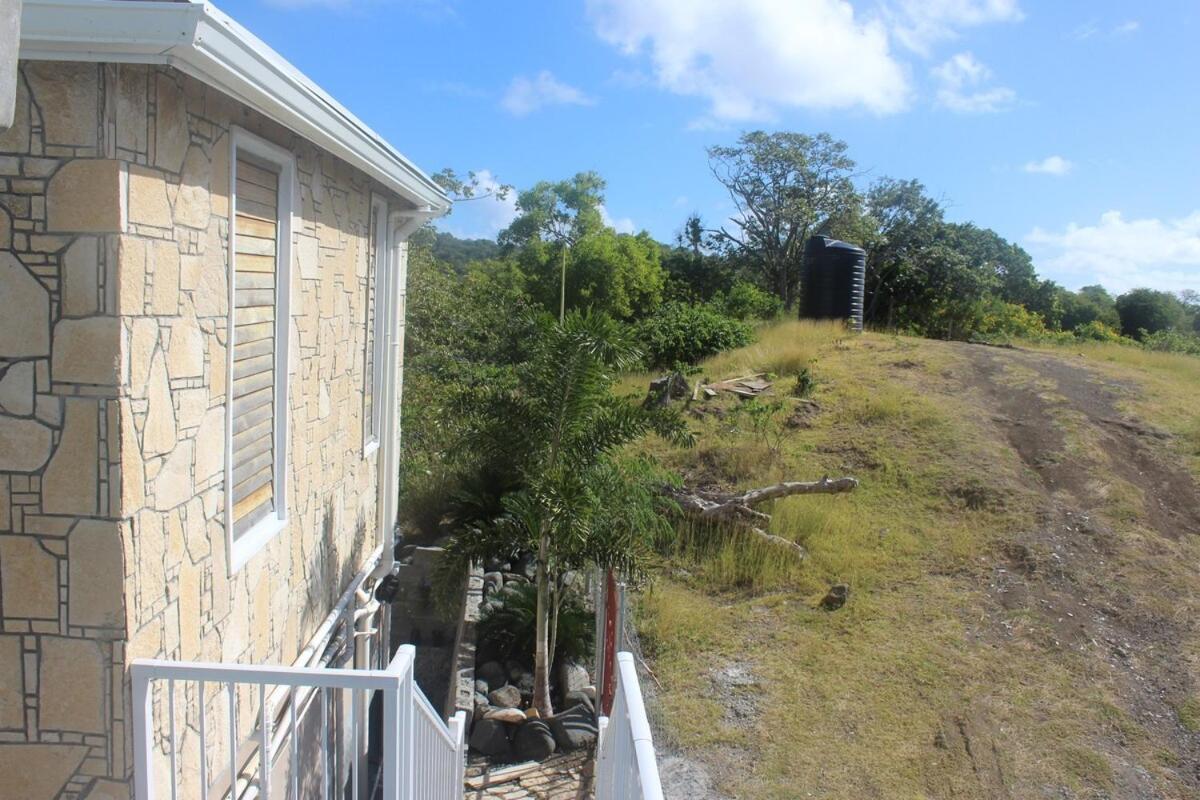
(631, 321), (1200, 799)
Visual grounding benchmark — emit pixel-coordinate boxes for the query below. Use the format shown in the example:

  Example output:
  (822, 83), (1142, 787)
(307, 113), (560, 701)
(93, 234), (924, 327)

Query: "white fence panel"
(595, 651), (664, 800)
(131, 644), (465, 800)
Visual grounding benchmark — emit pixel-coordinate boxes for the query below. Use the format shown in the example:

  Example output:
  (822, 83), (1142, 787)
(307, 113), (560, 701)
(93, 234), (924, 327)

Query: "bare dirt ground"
(957, 342), (1200, 798)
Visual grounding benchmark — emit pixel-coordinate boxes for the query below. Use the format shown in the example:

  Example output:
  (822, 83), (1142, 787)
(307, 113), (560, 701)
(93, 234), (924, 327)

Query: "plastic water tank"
(800, 236), (865, 332)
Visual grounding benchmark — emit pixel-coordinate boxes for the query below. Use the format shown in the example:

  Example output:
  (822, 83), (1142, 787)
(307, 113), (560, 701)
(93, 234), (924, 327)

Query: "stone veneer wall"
(0, 61), (404, 799)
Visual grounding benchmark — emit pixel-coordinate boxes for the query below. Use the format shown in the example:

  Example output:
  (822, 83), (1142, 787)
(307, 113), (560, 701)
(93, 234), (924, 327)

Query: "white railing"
(131, 644), (466, 800)
(594, 651), (664, 800)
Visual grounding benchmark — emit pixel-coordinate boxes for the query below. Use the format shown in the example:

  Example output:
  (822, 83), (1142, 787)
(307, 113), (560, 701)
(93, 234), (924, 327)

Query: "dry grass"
(631, 322), (1200, 799)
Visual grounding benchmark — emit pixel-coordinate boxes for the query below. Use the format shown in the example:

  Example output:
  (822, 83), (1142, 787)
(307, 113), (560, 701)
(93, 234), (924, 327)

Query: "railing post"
(382, 672), (402, 800)
(398, 644), (416, 800)
(449, 709), (467, 797)
(132, 664), (155, 800)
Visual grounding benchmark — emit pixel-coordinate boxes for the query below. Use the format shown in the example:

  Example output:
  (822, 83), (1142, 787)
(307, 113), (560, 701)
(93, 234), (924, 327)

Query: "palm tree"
(442, 311), (690, 715)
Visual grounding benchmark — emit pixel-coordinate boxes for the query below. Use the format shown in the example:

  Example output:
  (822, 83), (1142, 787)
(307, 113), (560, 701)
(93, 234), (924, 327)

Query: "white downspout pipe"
(355, 207), (439, 674)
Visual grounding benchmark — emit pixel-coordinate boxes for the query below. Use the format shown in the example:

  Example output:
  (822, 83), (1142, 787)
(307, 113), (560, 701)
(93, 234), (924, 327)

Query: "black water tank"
(801, 236), (865, 332)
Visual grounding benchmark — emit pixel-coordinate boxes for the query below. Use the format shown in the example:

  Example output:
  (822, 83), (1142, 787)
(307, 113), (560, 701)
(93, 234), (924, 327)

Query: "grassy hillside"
(629, 321), (1200, 799)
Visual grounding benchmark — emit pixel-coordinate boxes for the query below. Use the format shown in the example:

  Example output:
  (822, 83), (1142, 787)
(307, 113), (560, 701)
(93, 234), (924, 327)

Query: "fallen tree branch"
(663, 476), (860, 558)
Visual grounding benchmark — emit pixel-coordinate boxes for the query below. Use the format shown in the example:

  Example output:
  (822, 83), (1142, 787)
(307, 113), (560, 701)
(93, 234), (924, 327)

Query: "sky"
(217, 0), (1200, 295)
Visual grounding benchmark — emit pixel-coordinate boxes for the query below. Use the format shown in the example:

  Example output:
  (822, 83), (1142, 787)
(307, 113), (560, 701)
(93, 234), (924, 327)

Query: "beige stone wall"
(0, 61), (404, 799)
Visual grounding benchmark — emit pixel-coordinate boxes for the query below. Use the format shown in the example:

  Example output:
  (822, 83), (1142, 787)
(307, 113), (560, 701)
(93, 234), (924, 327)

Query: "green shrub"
(793, 366), (817, 398)
(636, 302), (754, 368)
(711, 281), (783, 321)
(1073, 320), (1126, 343)
(477, 581), (594, 667)
(1141, 329), (1200, 356)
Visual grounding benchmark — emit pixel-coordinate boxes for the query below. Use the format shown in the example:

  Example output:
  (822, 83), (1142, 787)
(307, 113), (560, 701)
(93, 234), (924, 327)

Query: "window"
(225, 128), (294, 574)
(363, 196), (388, 455)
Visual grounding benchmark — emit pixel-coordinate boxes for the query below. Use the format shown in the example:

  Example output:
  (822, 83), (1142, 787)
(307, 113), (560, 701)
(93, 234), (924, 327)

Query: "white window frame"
(225, 126), (295, 575)
(363, 195), (388, 457)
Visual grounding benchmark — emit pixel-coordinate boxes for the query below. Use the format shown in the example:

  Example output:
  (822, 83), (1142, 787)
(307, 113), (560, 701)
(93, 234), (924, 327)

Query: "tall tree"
(500, 173), (606, 321)
(1116, 288), (1186, 338)
(859, 178), (945, 325)
(706, 131), (858, 309)
(441, 313), (690, 715)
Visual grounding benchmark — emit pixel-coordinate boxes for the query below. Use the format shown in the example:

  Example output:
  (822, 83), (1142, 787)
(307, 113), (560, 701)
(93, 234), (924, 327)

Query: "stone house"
(0, 1), (450, 797)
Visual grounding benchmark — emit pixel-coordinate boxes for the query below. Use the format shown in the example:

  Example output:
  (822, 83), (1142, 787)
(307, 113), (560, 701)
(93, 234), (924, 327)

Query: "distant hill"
(428, 229), (500, 273)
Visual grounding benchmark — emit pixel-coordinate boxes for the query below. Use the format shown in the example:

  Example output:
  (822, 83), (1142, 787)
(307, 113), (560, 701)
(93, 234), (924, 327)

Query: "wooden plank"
(232, 386), (272, 417)
(235, 198), (277, 223)
(235, 178), (278, 209)
(232, 337), (273, 362)
(232, 449), (272, 487)
(233, 353), (273, 381)
(233, 429), (272, 465)
(235, 215), (277, 240)
(235, 271), (275, 291)
(235, 305), (275, 326)
(232, 417), (271, 451)
(236, 160), (279, 192)
(232, 369), (273, 399)
(234, 321), (274, 346)
(233, 499), (273, 535)
(236, 253), (276, 274)
(235, 289), (276, 309)
(235, 235), (276, 257)
(233, 467), (272, 503)
(232, 402), (272, 436)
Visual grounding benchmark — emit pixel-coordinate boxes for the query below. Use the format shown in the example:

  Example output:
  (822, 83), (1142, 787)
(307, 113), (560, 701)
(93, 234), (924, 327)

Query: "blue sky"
(221, 0), (1200, 294)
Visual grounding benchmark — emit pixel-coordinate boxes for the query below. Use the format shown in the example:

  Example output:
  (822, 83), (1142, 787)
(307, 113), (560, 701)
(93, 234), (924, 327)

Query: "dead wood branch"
(663, 476), (859, 558)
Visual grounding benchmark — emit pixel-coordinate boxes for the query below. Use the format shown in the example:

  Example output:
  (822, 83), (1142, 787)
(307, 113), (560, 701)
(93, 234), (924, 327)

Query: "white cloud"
(600, 204), (637, 234)
(587, 0), (912, 120)
(932, 51), (1015, 113)
(1071, 18), (1139, 40)
(885, 0), (1023, 54)
(1023, 155), (1073, 176)
(501, 71), (594, 116)
(438, 169), (518, 239)
(1026, 211), (1200, 293)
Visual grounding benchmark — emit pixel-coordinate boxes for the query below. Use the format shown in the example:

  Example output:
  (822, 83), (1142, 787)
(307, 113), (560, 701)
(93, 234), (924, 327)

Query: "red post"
(600, 569), (619, 716)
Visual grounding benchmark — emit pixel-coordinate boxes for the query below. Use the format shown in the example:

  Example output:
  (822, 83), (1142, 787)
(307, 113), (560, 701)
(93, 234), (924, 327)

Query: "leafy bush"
(711, 281), (783, 321)
(793, 366), (817, 397)
(969, 297), (1052, 340)
(1141, 329), (1200, 356)
(636, 302), (754, 368)
(1073, 320), (1126, 343)
(477, 581), (594, 667)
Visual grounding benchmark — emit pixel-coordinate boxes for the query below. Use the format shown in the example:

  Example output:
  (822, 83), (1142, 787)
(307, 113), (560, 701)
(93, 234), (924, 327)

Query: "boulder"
(558, 661), (590, 695)
(488, 685), (522, 709)
(474, 679), (490, 695)
(512, 719), (556, 761)
(468, 718), (512, 760)
(564, 691), (594, 713)
(515, 672), (535, 695)
(548, 703), (599, 751)
(483, 707), (526, 724)
(477, 661), (507, 692)
(501, 572), (527, 585)
(505, 660), (529, 683)
(820, 583), (850, 611)
(482, 572), (503, 596)
(515, 552), (537, 579)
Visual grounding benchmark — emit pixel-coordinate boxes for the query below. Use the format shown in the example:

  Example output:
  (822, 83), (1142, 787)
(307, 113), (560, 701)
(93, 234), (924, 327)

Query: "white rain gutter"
(18, 0), (451, 213)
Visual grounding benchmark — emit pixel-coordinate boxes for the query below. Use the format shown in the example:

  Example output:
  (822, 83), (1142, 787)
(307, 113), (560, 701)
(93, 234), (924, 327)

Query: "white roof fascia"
(18, 0), (450, 214)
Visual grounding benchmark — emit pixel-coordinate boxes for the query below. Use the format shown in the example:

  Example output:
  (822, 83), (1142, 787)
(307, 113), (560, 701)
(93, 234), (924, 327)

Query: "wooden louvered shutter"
(231, 157), (279, 538)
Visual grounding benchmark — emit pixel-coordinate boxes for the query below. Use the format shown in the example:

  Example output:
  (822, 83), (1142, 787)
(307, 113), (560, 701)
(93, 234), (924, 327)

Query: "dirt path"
(954, 342), (1200, 797)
